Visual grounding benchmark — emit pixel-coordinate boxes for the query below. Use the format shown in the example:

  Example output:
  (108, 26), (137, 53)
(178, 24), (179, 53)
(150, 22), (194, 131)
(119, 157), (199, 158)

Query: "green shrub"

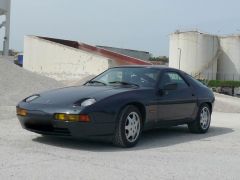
(207, 80), (240, 87)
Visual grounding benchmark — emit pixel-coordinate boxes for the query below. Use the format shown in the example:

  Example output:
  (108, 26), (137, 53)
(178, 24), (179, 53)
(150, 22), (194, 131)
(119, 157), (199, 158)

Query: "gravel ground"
(0, 57), (63, 106)
(0, 57), (240, 180)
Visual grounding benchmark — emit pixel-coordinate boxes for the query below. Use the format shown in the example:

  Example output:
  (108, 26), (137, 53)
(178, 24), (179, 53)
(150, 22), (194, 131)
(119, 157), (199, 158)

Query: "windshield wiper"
(109, 81), (139, 87)
(87, 80), (107, 86)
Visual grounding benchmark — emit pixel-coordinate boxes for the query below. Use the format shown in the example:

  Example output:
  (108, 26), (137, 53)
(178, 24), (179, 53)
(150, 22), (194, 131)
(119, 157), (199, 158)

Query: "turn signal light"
(78, 115), (91, 122)
(54, 114), (90, 122)
(16, 107), (28, 116)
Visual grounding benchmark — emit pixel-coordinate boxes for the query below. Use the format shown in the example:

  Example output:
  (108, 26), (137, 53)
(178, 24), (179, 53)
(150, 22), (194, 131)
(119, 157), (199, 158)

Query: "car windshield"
(87, 67), (160, 88)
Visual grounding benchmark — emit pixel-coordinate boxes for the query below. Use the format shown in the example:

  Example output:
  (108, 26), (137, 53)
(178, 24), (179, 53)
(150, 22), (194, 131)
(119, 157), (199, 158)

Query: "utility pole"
(3, 9), (11, 56)
(0, 0), (11, 56)
(178, 48), (182, 70)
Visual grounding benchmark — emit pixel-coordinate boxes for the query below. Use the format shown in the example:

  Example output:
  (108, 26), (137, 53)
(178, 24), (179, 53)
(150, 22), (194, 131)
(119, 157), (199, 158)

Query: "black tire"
(188, 103), (211, 133)
(113, 105), (143, 148)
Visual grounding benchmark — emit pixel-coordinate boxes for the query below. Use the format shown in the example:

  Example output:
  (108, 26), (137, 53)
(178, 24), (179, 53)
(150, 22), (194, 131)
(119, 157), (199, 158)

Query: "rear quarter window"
(187, 75), (207, 88)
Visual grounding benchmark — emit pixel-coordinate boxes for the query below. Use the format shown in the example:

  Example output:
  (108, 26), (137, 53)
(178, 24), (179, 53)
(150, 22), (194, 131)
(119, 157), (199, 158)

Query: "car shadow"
(32, 125), (233, 152)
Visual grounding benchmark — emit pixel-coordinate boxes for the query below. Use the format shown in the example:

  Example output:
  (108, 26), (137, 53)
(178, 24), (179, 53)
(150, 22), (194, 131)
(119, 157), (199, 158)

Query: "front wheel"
(113, 105), (142, 148)
(188, 104), (211, 133)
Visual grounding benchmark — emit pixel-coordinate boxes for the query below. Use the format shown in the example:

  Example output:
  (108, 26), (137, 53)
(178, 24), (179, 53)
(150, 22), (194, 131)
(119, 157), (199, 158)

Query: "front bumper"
(17, 109), (115, 138)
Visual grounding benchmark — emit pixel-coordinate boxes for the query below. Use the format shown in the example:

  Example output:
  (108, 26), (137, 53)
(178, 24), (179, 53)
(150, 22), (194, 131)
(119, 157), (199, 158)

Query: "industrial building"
(96, 46), (151, 61)
(169, 31), (240, 81)
(0, 0), (11, 56)
(24, 36), (151, 81)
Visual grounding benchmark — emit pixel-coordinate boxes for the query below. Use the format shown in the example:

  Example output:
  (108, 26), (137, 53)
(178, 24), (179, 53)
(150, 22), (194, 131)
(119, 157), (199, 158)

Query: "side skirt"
(143, 118), (195, 130)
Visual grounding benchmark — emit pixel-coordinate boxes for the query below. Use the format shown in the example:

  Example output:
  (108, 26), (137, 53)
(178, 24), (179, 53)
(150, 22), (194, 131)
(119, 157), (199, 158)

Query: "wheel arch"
(206, 102), (212, 113)
(118, 102), (146, 124)
(199, 102), (212, 113)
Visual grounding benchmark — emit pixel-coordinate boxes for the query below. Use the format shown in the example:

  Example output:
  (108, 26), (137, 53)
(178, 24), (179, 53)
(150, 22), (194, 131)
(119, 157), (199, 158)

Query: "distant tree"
(149, 56), (169, 63)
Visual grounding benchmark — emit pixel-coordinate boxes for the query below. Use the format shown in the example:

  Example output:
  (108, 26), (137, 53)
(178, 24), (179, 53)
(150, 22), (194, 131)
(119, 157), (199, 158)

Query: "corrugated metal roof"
(39, 36), (152, 65)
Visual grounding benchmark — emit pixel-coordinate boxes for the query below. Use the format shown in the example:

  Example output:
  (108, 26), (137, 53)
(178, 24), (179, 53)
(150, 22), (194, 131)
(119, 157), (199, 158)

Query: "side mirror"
(163, 83), (178, 91)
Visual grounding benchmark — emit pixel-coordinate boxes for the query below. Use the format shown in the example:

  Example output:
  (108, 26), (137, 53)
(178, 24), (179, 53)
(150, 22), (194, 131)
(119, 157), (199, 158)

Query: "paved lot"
(0, 106), (239, 180)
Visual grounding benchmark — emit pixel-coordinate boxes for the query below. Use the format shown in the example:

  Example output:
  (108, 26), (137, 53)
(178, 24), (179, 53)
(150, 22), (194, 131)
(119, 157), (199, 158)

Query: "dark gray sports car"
(17, 66), (215, 147)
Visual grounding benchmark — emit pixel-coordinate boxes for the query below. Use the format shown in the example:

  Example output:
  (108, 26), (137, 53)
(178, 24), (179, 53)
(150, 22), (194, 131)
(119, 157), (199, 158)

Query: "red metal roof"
(40, 37), (152, 65)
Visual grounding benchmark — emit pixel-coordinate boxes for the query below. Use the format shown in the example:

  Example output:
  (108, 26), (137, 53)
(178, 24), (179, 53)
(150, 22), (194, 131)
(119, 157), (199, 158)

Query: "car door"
(156, 71), (197, 122)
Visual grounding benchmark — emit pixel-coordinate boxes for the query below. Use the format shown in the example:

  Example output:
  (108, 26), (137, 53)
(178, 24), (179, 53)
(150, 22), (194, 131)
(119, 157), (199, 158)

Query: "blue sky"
(7, 0), (240, 56)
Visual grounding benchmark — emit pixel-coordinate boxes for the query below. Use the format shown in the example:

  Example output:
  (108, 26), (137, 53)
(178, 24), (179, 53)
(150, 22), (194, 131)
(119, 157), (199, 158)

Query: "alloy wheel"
(125, 112), (141, 143)
(200, 107), (210, 130)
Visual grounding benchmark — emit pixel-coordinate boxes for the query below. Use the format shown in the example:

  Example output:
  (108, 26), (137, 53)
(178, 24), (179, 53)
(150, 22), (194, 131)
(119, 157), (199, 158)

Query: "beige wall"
(24, 36), (110, 81)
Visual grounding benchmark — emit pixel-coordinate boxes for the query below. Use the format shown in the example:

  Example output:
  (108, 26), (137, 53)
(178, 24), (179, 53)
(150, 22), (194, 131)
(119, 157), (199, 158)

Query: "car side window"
(159, 72), (189, 90)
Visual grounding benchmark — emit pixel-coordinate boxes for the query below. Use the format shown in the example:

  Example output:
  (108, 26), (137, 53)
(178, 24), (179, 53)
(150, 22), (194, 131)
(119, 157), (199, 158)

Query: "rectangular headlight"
(16, 107), (28, 116)
(54, 114), (90, 122)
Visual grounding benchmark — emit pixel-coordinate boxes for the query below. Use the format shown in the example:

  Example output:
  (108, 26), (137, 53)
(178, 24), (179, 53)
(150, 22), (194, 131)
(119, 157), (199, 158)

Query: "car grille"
(25, 123), (71, 136)
(53, 127), (71, 135)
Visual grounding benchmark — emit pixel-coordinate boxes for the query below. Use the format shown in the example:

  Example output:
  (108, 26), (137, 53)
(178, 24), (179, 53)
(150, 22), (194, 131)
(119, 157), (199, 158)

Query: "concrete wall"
(24, 36), (110, 81)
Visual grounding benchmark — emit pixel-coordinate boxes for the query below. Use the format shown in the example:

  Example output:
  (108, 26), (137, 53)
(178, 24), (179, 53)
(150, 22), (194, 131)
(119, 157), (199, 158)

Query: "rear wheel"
(113, 105), (142, 148)
(188, 104), (211, 133)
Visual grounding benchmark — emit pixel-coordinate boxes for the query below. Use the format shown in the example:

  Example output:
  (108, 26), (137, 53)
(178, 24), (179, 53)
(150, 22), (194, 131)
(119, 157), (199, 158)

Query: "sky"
(3, 0), (240, 56)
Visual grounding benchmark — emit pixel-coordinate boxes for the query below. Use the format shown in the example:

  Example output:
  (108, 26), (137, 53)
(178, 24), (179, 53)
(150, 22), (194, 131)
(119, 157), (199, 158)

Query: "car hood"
(29, 85), (136, 105)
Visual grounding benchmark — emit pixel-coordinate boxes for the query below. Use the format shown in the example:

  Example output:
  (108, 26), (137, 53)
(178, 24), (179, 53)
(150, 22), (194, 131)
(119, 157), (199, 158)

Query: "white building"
(24, 36), (151, 81)
(169, 31), (240, 81)
(218, 35), (240, 81)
